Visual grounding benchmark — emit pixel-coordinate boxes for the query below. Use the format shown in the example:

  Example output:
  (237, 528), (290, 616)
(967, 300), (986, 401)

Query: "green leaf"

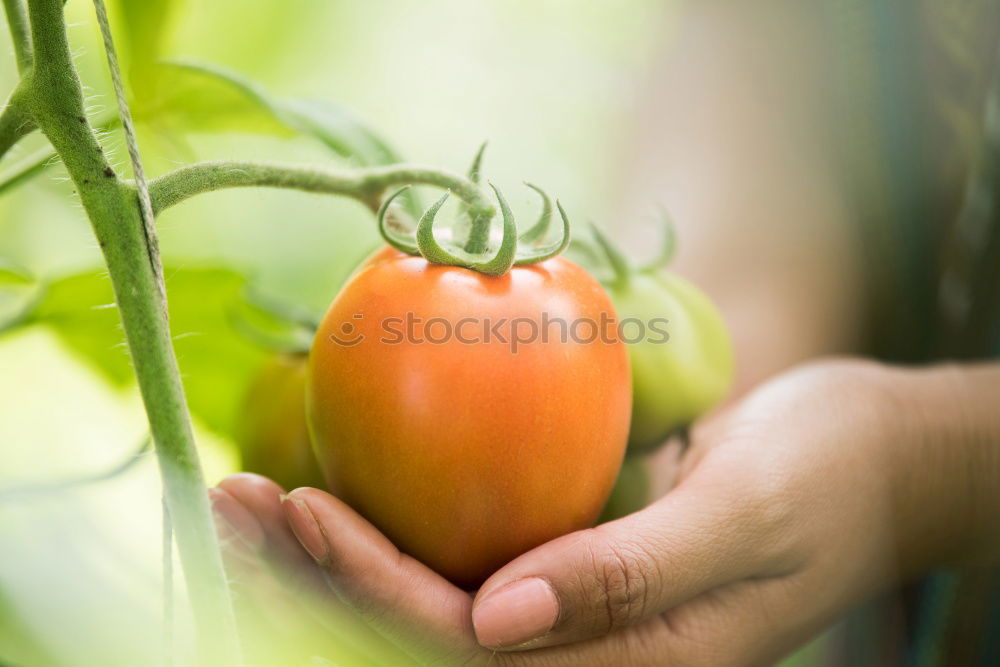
(26, 271), (132, 383)
(278, 97), (403, 166)
(161, 59), (405, 167)
(110, 0), (184, 93)
(25, 267), (267, 438)
(135, 64), (294, 137)
(152, 60), (420, 217)
(165, 268), (267, 437)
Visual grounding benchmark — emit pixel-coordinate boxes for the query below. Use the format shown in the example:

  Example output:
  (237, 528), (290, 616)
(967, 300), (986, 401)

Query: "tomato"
(575, 224), (733, 453)
(236, 353), (325, 491)
(611, 271), (733, 451)
(308, 254), (631, 587)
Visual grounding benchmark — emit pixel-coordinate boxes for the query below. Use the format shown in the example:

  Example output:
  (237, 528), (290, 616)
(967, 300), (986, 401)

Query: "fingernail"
(472, 577), (559, 648)
(281, 493), (329, 562)
(208, 488), (263, 552)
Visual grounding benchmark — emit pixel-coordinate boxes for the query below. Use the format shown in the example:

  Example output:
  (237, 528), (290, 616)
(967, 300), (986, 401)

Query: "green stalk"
(463, 204), (493, 255)
(21, 0), (240, 663)
(149, 159), (495, 218)
(2, 0), (32, 73)
(0, 84), (36, 161)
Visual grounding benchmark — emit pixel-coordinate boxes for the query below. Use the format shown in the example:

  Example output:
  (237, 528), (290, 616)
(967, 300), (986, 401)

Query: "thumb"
(470, 473), (784, 651)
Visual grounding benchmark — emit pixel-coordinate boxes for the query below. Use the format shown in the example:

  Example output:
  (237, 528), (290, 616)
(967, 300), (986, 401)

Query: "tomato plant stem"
(148, 159), (496, 220)
(0, 85), (35, 160)
(463, 208), (493, 255)
(21, 0), (242, 663)
(2, 0), (31, 73)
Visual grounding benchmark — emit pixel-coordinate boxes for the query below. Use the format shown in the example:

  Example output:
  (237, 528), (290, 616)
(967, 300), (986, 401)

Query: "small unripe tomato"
(612, 271), (732, 451)
(579, 224), (733, 452)
(236, 353), (325, 491)
(308, 253), (631, 587)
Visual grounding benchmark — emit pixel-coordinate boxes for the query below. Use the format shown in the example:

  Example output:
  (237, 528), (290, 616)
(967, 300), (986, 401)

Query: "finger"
(471, 459), (798, 651)
(210, 482), (331, 620)
(210, 486), (339, 661)
(217, 473), (317, 574)
(209, 486), (265, 565)
(282, 487), (482, 665)
(218, 473), (350, 596)
(214, 477), (414, 665)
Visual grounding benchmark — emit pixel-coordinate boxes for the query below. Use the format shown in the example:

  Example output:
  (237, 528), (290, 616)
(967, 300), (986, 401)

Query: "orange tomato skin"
(308, 253), (631, 587)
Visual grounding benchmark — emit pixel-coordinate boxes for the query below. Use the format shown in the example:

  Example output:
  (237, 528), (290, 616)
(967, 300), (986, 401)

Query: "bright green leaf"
(136, 64), (294, 137)
(162, 59), (405, 166)
(25, 267), (267, 439)
(111, 0), (184, 92)
(165, 268), (267, 437)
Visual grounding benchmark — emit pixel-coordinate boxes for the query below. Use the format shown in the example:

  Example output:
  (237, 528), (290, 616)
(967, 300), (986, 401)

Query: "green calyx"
(583, 208), (678, 287)
(375, 145), (571, 276)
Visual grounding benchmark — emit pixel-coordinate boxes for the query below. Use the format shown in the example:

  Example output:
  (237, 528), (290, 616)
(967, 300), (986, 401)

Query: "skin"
(308, 254), (631, 587)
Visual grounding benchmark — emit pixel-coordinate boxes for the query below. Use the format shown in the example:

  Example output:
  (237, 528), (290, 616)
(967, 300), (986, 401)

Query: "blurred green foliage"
(23, 267), (266, 436)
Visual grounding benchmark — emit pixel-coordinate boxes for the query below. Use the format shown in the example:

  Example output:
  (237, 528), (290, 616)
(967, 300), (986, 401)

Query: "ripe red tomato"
(308, 252), (631, 587)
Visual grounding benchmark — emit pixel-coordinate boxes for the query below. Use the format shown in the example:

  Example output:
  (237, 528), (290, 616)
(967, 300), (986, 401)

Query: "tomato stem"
(0, 82), (36, 161)
(1, 0), (32, 74)
(148, 160), (496, 219)
(18, 0), (242, 662)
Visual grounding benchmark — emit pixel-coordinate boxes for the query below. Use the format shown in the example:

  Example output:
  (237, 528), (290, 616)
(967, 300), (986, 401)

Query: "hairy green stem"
(0, 85), (36, 161)
(456, 142), (492, 254)
(0, 118), (116, 196)
(22, 0), (240, 663)
(3, 0), (32, 73)
(148, 159), (496, 220)
(463, 208), (493, 255)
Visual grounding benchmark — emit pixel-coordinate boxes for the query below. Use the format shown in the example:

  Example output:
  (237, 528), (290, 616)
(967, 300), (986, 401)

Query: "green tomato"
(577, 221), (734, 453)
(611, 271), (733, 451)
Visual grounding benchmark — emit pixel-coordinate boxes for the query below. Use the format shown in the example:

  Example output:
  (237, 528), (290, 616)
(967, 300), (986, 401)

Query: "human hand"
(213, 359), (998, 665)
